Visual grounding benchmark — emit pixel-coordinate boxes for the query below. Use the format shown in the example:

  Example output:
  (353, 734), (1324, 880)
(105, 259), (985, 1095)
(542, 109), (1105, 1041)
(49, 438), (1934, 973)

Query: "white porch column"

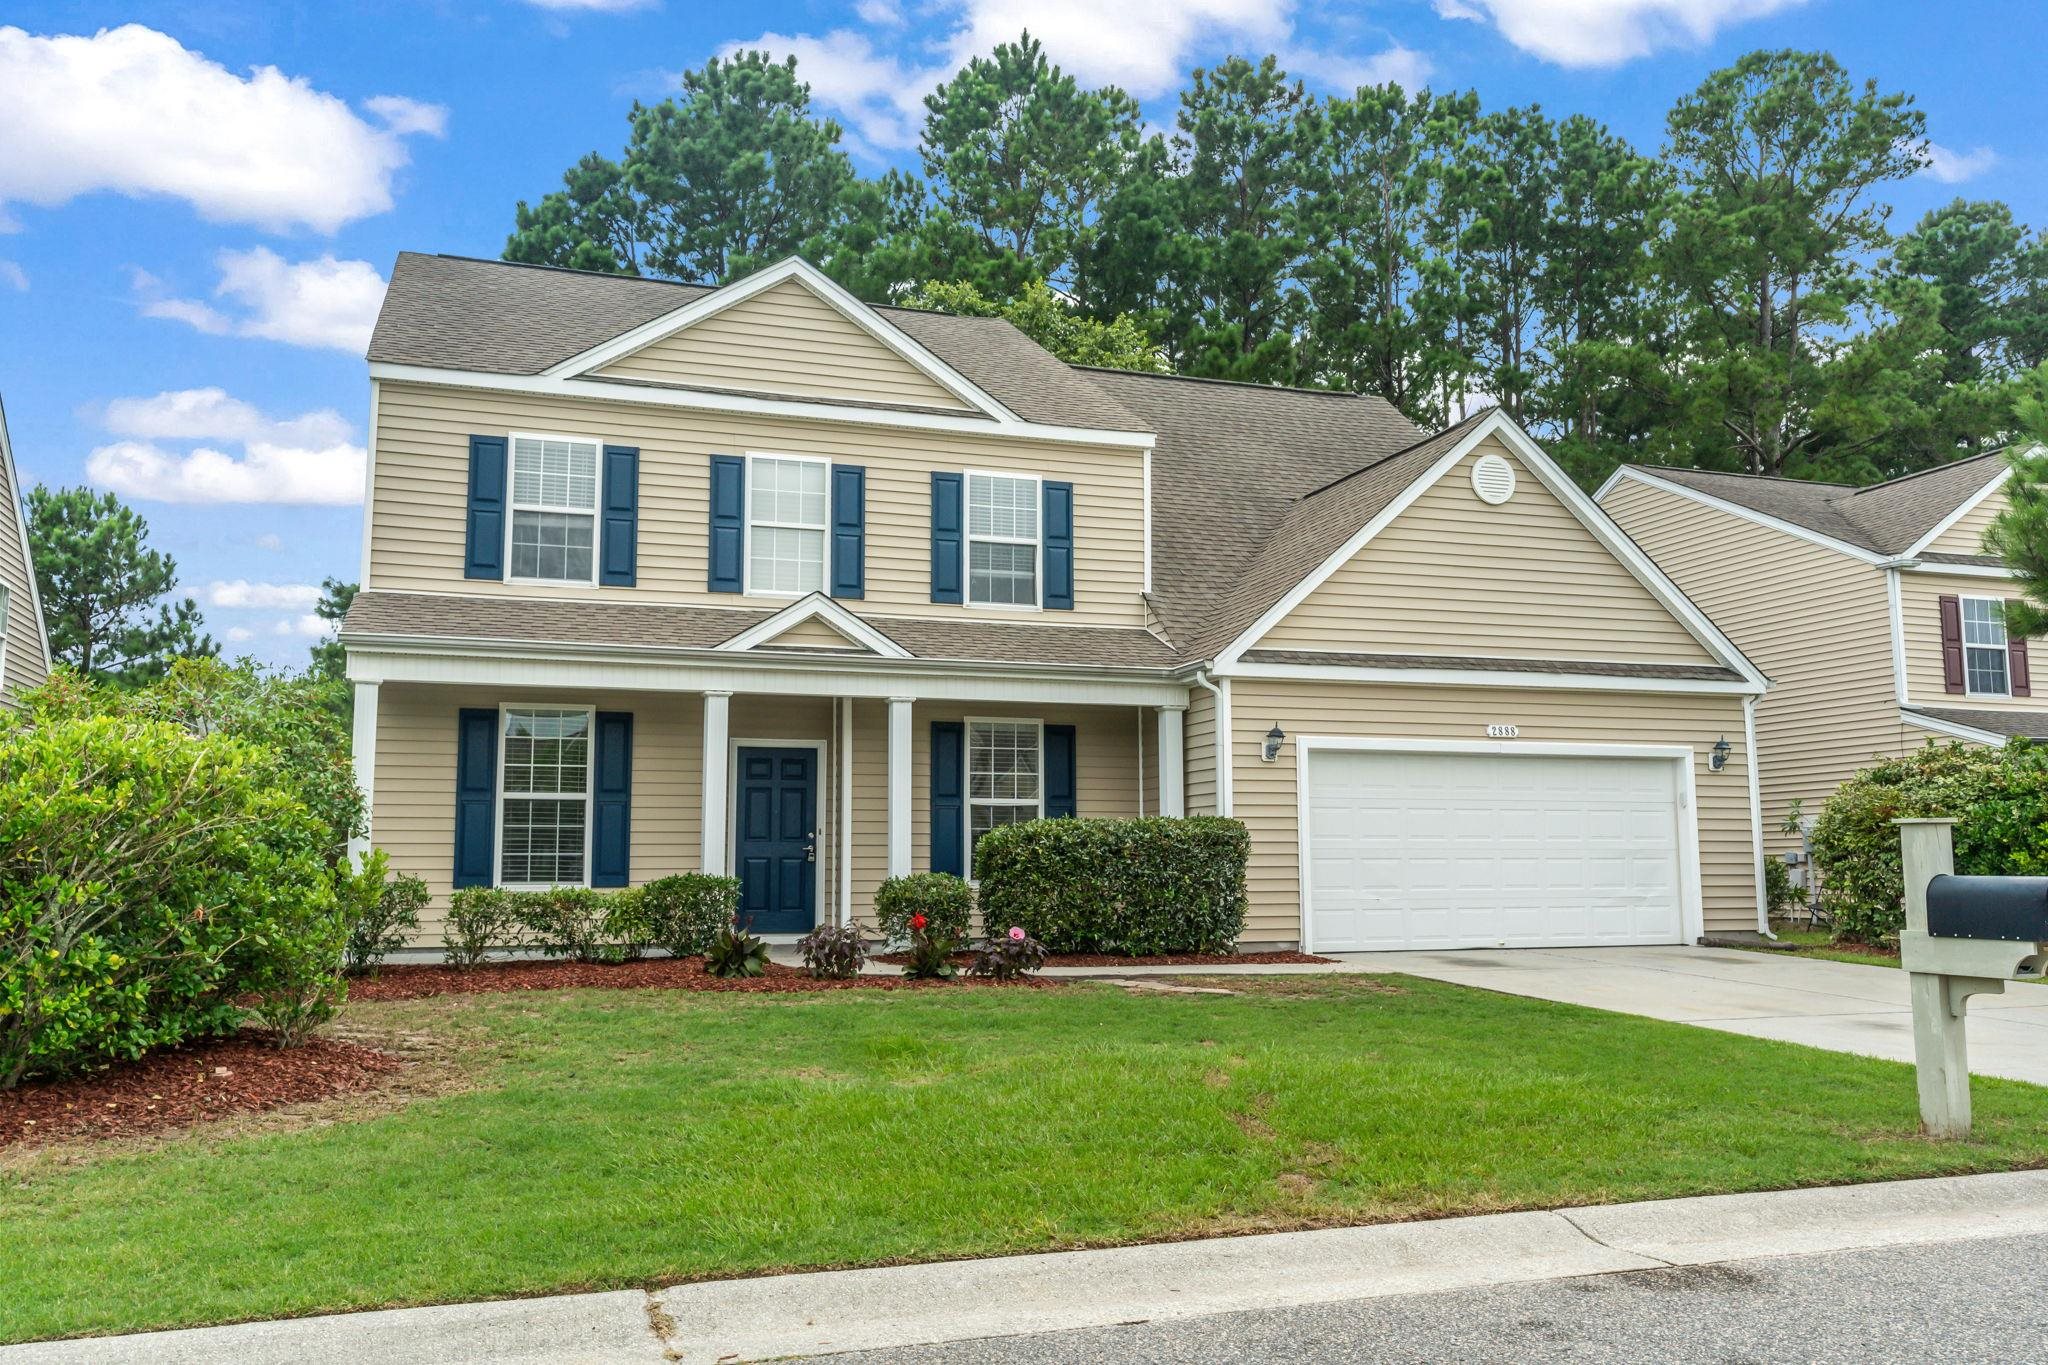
(1157, 702), (1186, 818)
(701, 690), (732, 875)
(887, 696), (913, 878)
(348, 681), (379, 865)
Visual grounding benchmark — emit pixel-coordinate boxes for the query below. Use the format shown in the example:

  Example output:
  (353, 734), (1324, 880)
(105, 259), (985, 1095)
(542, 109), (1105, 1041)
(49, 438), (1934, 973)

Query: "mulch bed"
(347, 956), (1062, 1002)
(874, 950), (1337, 968)
(1, 1033), (402, 1150)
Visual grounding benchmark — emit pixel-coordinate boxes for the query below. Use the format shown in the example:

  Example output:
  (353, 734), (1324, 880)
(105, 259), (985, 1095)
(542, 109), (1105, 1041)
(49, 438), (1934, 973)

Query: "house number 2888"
(1486, 723), (1520, 739)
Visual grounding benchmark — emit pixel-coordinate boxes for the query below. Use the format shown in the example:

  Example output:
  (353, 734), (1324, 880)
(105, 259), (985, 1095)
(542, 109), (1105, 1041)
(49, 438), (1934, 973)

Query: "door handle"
(804, 837), (817, 863)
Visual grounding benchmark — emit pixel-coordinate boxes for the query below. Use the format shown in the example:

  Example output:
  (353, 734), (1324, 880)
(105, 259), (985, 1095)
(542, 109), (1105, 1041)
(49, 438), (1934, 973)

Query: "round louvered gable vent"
(1471, 453), (1516, 505)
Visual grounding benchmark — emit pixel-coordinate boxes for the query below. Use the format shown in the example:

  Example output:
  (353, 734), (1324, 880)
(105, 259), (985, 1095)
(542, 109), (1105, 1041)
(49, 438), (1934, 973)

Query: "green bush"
(342, 851), (428, 976)
(706, 922), (769, 977)
(874, 873), (973, 944)
(0, 712), (337, 1087)
(973, 817), (1249, 955)
(1808, 741), (2045, 942)
(636, 873), (740, 957)
(796, 923), (867, 979)
(1762, 854), (1799, 921)
(510, 888), (625, 964)
(246, 861), (356, 1046)
(443, 887), (516, 968)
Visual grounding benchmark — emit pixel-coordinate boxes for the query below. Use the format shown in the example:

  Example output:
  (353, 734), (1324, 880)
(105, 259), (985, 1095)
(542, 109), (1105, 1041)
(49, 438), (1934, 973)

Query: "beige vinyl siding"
(1228, 679), (1759, 943)
(754, 615), (870, 651)
(1922, 483), (2009, 556)
(1898, 570), (2043, 712)
(1184, 686), (1217, 817)
(1601, 479), (1920, 859)
(595, 278), (972, 411)
(1264, 440), (1716, 664)
(0, 439), (47, 703)
(369, 380), (1146, 626)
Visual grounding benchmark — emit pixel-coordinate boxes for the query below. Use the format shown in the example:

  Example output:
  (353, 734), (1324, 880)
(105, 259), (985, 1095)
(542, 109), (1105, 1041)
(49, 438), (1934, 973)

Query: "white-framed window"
(498, 706), (593, 887)
(967, 718), (1043, 874)
(508, 433), (600, 584)
(966, 470), (1040, 608)
(746, 454), (829, 596)
(1963, 596), (2011, 697)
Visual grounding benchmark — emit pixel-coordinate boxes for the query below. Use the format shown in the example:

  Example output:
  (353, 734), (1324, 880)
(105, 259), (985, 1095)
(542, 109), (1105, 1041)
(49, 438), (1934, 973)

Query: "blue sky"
(1, 0), (2042, 666)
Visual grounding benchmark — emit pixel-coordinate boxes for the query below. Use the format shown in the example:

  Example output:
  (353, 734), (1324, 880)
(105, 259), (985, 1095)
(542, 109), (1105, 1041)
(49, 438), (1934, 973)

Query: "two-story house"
(1599, 455), (2043, 869)
(343, 253), (1769, 953)
(0, 396), (52, 706)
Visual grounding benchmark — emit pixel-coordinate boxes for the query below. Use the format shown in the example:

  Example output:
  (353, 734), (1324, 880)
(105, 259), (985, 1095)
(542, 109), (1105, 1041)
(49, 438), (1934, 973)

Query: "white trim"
(1142, 447), (1153, 596)
(348, 680), (379, 865)
(1901, 560), (2016, 579)
(1743, 694), (1766, 934)
(1221, 413), (1768, 694)
(1136, 705), (1146, 817)
(838, 697), (853, 927)
(1156, 703), (1185, 817)
(701, 691), (731, 874)
(367, 362), (1156, 451)
(0, 584), (9, 692)
(0, 395), (53, 680)
(359, 377), (380, 589)
(740, 452), (832, 599)
(1888, 568), (1909, 706)
(505, 431), (602, 587)
(965, 716), (1046, 879)
(543, 257), (1019, 423)
(1217, 676), (1234, 817)
(728, 736), (828, 933)
(963, 467), (1045, 612)
(1595, 465), (1887, 566)
(1292, 737), (1706, 953)
(715, 592), (911, 658)
(493, 702), (597, 891)
(1903, 463), (2014, 557)
(886, 697), (913, 877)
(1959, 593), (2014, 699)
(1218, 658), (1758, 695)
(1900, 709), (2011, 747)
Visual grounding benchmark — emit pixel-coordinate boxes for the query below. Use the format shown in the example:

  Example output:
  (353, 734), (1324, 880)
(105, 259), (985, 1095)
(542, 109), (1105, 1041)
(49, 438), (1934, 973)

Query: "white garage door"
(1304, 748), (1689, 952)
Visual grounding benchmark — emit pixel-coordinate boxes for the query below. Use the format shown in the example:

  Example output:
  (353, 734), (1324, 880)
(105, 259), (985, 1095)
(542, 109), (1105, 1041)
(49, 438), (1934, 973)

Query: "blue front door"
(735, 747), (817, 933)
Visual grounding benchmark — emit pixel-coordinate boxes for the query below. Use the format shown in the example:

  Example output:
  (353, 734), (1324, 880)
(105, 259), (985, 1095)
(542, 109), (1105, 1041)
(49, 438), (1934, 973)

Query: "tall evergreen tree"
(1450, 104), (1556, 423)
(24, 486), (214, 687)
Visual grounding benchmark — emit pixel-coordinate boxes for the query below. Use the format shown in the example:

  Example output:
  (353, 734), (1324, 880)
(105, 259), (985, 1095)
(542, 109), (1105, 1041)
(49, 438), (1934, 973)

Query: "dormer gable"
(715, 594), (909, 657)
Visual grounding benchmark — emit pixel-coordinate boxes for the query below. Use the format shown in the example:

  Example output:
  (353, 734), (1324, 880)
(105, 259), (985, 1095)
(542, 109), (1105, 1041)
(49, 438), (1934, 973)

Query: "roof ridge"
(1296, 408), (1491, 502)
(1626, 463), (1855, 492)
(1844, 448), (2009, 497)
(1070, 364), (1375, 399)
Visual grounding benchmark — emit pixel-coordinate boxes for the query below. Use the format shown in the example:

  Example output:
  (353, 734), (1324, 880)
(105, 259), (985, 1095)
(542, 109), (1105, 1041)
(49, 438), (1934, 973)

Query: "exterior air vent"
(1471, 453), (1516, 505)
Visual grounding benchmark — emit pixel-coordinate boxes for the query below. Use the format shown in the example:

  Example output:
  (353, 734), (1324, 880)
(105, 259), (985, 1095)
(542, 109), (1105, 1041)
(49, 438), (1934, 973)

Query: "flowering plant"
(970, 925), (1047, 982)
(901, 911), (957, 981)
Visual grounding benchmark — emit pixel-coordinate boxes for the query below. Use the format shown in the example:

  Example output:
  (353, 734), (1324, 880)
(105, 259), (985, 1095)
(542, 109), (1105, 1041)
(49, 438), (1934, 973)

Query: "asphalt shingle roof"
(1904, 706), (2048, 741)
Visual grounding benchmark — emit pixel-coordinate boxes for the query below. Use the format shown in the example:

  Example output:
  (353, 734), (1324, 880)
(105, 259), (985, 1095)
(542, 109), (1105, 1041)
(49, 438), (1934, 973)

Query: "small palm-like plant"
(705, 920), (770, 978)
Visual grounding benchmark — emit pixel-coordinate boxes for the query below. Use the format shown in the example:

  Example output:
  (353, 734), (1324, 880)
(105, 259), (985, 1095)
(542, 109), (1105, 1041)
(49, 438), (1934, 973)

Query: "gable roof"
(368, 253), (1146, 433)
(0, 395), (52, 690)
(1613, 452), (2012, 559)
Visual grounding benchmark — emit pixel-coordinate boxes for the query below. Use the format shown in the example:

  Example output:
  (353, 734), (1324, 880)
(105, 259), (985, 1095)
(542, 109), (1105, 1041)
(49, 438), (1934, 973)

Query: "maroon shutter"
(2011, 633), (2031, 698)
(1939, 595), (1966, 694)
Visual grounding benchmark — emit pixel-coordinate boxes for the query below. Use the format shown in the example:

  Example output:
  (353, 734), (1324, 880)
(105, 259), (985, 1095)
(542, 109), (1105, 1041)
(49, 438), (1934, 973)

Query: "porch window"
(966, 472), (1039, 607)
(509, 434), (599, 583)
(499, 707), (591, 885)
(748, 455), (829, 595)
(1963, 596), (2011, 697)
(968, 719), (1042, 871)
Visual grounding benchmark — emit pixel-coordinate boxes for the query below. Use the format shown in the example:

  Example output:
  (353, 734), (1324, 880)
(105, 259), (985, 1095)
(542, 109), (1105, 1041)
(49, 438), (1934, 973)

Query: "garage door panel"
(1305, 749), (1688, 952)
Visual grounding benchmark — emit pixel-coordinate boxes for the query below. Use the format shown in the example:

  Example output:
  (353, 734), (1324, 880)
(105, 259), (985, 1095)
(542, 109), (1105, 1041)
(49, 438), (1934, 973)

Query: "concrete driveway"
(1329, 945), (2048, 1085)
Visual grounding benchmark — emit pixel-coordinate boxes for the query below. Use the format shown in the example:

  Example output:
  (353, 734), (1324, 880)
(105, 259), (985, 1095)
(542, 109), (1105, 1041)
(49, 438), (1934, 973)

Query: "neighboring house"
(0, 395), (52, 705)
(342, 253), (1769, 953)
(1599, 454), (2039, 869)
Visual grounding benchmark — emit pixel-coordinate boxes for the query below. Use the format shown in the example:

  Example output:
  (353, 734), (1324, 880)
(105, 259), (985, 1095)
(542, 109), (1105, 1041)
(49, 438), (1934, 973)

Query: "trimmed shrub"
(637, 874), (741, 957)
(874, 873), (973, 945)
(246, 860), (356, 1046)
(796, 923), (867, 979)
(343, 852), (428, 976)
(443, 887), (516, 968)
(511, 888), (625, 964)
(974, 817), (1249, 955)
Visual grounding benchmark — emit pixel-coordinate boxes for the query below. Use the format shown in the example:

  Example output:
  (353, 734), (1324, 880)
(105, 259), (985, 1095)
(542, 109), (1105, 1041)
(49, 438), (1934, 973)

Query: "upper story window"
(500, 706), (591, 887)
(509, 435), (599, 583)
(748, 455), (829, 595)
(968, 718), (1042, 873)
(967, 471), (1039, 607)
(1963, 596), (2011, 696)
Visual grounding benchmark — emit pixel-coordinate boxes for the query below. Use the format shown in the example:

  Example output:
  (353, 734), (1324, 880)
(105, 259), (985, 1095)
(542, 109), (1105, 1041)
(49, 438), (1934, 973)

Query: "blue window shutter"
(591, 711), (632, 887)
(931, 471), (963, 604)
(931, 721), (966, 877)
(453, 708), (499, 888)
(1043, 480), (1074, 610)
(600, 445), (639, 587)
(464, 436), (507, 581)
(708, 455), (744, 593)
(1045, 725), (1077, 818)
(831, 464), (866, 599)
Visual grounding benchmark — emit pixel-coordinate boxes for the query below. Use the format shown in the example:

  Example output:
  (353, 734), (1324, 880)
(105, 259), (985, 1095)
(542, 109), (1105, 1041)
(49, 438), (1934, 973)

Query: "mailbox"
(1925, 875), (2048, 942)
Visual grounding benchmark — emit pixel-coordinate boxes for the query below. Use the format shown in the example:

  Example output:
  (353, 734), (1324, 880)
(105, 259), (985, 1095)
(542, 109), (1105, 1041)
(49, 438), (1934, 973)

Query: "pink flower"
(1009, 926), (1026, 941)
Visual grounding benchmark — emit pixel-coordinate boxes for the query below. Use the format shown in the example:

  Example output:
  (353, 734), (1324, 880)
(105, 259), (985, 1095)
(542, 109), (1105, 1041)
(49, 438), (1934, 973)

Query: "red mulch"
(1, 1033), (402, 1150)
(876, 950), (1336, 967)
(348, 956), (1062, 1002)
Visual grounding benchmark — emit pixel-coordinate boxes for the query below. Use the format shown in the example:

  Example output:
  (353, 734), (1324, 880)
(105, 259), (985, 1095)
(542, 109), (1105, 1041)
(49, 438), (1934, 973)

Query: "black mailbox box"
(1925, 875), (2048, 942)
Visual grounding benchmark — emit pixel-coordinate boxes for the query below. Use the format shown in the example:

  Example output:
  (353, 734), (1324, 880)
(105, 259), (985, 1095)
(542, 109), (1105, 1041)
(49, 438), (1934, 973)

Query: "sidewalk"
(12, 1169), (2048, 1364)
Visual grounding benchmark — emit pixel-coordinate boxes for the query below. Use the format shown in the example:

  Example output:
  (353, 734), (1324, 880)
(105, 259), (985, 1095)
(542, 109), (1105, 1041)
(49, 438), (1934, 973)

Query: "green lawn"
(7, 975), (2048, 1345)
(1740, 928), (2045, 979)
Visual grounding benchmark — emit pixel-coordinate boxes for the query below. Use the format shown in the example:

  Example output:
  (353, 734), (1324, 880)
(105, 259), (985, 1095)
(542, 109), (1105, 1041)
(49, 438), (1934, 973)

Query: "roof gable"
(715, 594), (909, 657)
(0, 396), (53, 699)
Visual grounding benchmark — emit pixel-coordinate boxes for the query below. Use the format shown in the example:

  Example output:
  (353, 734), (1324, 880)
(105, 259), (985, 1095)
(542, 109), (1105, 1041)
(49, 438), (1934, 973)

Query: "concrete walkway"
(1327, 944), (2048, 1084)
(13, 1170), (2048, 1364)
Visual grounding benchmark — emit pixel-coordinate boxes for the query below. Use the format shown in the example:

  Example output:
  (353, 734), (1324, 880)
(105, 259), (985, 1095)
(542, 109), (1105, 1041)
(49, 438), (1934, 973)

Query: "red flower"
(910, 913), (928, 931)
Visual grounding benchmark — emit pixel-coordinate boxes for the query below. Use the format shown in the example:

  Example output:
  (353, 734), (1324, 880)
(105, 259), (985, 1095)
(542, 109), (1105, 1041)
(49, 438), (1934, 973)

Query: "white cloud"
(255, 532), (284, 551)
(0, 259), (24, 290)
(224, 626), (255, 644)
(204, 579), (322, 610)
(1923, 142), (1997, 185)
(362, 94), (449, 139)
(1285, 42), (1432, 92)
(727, 30), (932, 152)
(0, 24), (444, 232)
(855, 0), (905, 24)
(1431, 0), (1805, 67)
(86, 388), (364, 505)
(138, 248), (386, 352)
(271, 614), (329, 638)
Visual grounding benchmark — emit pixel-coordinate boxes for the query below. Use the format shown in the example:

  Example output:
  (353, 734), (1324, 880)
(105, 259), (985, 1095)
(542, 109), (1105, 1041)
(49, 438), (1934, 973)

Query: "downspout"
(1744, 692), (1775, 940)
(1193, 668), (1232, 817)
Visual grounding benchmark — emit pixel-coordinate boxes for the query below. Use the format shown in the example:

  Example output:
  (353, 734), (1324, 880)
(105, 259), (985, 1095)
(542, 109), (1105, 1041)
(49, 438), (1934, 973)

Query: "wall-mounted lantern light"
(1709, 735), (1731, 772)
(1262, 723), (1286, 763)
